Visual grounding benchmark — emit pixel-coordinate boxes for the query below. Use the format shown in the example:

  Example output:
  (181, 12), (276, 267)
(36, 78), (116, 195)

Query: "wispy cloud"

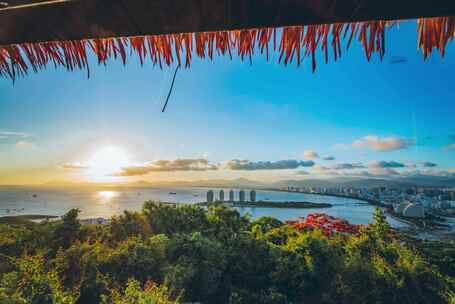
(303, 150), (319, 160)
(61, 162), (88, 170)
(0, 131), (34, 149)
(116, 159), (219, 176)
(15, 141), (33, 149)
(226, 159), (314, 171)
(0, 131), (31, 139)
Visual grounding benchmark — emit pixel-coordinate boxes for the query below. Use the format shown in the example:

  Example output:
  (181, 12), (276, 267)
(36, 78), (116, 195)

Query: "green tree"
(165, 232), (226, 302)
(0, 254), (76, 304)
(251, 216), (284, 237)
(97, 236), (168, 286)
(53, 209), (81, 250)
(371, 208), (391, 241)
(109, 211), (151, 242)
(143, 202), (208, 235)
(103, 279), (179, 304)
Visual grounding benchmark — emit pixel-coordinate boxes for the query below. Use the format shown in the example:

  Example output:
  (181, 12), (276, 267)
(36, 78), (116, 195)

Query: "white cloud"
(368, 160), (405, 168)
(117, 159), (219, 176)
(303, 150), (319, 160)
(331, 162), (365, 170)
(311, 164), (339, 175)
(444, 143), (455, 151)
(350, 135), (413, 151)
(225, 159), (314, 171)
(368, 167), (400, 176)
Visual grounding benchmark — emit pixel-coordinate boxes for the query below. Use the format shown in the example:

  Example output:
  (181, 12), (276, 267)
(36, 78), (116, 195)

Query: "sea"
(0, 185), (409, 228)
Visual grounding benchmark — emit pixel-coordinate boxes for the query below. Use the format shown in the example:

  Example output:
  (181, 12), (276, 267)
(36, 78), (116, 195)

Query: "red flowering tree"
(286, 213), (361, 236)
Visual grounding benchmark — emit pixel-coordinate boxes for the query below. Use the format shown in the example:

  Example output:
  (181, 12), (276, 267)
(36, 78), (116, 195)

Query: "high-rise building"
(229, 189), (234, 202)
(239, 190), (245, 202)
(219, 189), (225, 202)
(207, 190), (214, 203)
(250, 190), (256, 202)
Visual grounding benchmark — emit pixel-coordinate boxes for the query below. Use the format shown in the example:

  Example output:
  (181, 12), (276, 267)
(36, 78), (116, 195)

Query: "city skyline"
(0, 20), (454, 185)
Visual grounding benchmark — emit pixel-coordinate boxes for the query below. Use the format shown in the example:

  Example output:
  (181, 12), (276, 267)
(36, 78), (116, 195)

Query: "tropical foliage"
(0, 202), (454, 303)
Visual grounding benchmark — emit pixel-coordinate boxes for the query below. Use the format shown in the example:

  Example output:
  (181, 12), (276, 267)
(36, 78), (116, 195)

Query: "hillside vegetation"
(0, 202), (454, 303)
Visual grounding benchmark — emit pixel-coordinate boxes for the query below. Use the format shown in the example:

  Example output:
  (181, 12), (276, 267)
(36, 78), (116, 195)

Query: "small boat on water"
(169, 192), (177, 195)
(32, 194), (38, 198)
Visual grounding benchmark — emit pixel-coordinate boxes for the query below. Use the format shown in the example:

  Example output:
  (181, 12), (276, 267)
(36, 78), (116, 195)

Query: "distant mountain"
(397, 176), (455, 188)
(272, 176), (455, 189)
(338, 178), (415, 189)
(125, 178), (267, 189)
(40, 175), (455, 190)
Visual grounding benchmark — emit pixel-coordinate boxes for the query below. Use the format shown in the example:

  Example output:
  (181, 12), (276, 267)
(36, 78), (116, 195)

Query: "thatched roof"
(0, 0), (454, 80)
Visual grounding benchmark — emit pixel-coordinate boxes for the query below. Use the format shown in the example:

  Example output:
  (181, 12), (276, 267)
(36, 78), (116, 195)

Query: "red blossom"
(286, 213), (362, 236)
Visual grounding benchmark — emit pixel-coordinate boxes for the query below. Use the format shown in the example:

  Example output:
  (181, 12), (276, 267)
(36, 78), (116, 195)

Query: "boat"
(169, 192), (177, 195)
(32, 194), (38, 198)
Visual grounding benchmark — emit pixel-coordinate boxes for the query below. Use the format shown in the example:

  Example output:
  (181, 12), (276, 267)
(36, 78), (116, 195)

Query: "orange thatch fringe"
(0, 17), (453, 80)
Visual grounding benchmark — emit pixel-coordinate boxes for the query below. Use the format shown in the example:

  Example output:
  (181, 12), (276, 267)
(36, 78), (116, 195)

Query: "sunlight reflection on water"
(96, 191), (119, 203)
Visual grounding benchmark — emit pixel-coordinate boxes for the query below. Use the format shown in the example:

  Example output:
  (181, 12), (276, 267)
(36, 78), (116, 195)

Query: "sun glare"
(96, 190), (119, 203)
(87, 146), (130, 182)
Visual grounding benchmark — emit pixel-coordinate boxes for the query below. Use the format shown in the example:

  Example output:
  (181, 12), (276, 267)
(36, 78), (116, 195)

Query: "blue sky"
(0, 20), (454, 184)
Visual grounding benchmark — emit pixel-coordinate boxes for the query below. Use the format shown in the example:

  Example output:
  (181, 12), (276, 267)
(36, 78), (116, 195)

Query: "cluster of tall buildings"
(283, 185), (455, 218)
(206, 189), (256, 203)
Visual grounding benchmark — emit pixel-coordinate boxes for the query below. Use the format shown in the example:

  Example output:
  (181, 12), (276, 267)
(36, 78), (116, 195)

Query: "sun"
(87, 146), (130, 182)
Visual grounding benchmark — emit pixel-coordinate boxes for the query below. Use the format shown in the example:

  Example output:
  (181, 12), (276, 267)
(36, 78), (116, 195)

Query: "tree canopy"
(0, 202), (454, 303)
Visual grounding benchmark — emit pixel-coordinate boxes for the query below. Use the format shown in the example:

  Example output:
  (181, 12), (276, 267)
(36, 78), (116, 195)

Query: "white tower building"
(239, 190), (245, 202)
(207, 190), (214, 203)
(250, 190), (256, 202)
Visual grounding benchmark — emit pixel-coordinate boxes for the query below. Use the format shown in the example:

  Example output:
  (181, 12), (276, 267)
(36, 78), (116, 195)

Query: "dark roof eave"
(0, 0), (455, 45)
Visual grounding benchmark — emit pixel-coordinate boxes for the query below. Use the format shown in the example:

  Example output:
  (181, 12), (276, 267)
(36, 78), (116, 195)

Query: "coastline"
(261, 188), (385, 206)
